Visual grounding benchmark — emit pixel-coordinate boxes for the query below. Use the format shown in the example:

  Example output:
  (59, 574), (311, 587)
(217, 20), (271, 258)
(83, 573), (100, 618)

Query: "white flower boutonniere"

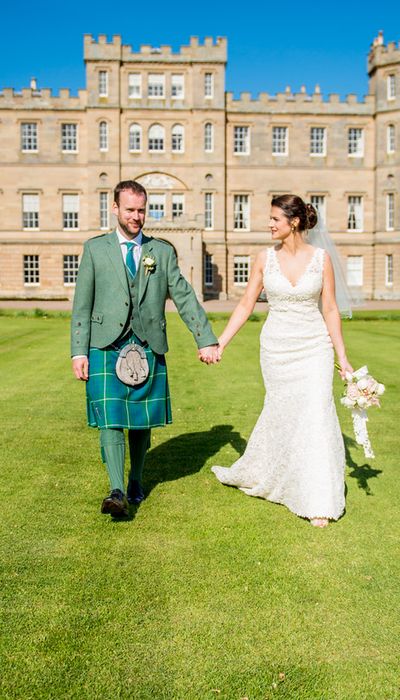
(142, 255), (156, 275)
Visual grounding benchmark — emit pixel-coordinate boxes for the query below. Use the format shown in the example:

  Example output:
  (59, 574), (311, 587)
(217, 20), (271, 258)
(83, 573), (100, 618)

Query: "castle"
(0, 31), (399, 300)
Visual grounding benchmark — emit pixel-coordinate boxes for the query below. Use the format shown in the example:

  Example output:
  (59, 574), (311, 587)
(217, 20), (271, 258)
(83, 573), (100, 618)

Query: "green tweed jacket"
(71, 231), (217, 356)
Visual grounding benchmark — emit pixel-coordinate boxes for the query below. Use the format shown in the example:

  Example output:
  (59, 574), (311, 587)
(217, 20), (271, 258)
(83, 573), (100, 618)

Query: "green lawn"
(0, 312), (399, 700)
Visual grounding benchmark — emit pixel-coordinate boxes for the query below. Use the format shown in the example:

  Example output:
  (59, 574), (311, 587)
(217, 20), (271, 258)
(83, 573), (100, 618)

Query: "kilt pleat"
(86, 334), (172, 429)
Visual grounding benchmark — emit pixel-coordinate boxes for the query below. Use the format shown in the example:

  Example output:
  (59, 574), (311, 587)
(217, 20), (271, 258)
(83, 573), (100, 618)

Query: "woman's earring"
(291, 224), (296, 234)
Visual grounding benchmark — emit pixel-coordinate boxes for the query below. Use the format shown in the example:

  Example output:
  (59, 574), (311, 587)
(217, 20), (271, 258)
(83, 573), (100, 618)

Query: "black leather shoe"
(101, 489), (129, 516)
(127, 480), (145, 505)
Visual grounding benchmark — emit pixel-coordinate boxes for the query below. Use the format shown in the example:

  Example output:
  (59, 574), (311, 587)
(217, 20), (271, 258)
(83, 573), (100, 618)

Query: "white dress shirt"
(117, 227), (143, 269)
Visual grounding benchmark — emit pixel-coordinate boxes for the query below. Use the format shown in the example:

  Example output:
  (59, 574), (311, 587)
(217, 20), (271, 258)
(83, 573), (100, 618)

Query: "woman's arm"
(321, 253), (353, 378)
(218, 251), (266, 354)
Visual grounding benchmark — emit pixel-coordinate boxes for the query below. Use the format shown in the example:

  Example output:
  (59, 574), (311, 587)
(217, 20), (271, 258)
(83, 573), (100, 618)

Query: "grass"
(0, 312), (399, 699)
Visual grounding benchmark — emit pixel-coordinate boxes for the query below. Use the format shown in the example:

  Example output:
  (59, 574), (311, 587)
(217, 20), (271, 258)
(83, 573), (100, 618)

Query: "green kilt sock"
(128, 429), (151, 486)
(100, 428), (125, 493)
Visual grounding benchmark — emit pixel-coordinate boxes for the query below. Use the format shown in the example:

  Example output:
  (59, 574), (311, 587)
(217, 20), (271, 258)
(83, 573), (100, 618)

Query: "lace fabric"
(212, 246), (346, 521)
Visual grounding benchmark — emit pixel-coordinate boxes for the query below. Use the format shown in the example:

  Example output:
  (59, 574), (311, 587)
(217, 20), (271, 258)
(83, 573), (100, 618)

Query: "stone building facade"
(0, 31), (399, 300)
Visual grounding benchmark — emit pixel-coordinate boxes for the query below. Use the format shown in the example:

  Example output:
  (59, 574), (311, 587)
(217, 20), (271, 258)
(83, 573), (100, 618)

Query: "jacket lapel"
(138, 234), (154, 303)
(106, 230), (129, 295)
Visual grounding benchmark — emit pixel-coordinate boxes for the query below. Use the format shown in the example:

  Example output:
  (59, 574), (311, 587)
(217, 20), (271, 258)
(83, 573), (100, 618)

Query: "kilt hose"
(86, 332), (172, 430)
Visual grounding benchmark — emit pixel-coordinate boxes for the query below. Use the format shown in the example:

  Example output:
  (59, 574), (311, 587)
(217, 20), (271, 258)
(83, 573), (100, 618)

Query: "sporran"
(116, 343), (149, 386)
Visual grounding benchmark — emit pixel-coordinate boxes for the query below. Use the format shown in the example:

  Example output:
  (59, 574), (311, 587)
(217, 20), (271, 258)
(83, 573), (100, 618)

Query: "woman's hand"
(216, 339), (225, 362)
(336, 358), (354, 380)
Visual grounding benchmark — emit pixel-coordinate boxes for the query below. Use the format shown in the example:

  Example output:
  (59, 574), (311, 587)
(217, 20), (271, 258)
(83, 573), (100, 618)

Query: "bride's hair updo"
(271, 194), (318, 231)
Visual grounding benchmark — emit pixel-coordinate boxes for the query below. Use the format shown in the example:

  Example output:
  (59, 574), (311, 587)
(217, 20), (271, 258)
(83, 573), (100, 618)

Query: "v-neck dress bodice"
(212, 246), (345, 521)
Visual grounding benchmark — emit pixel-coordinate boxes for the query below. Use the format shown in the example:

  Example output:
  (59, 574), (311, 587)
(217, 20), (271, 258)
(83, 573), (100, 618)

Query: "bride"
(212, 194), (353, 527)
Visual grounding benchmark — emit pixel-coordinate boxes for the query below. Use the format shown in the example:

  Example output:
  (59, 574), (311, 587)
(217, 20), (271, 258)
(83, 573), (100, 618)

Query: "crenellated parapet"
(0, 87), (87, 110)
(226, 89), (374, 115)
(84, 33), (227, 64)
(368, 32), (400, 75)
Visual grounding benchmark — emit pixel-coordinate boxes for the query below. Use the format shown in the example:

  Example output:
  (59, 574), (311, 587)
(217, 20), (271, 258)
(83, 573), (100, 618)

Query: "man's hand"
(72, 356), (89, 381)
(198, 345), (220, 365)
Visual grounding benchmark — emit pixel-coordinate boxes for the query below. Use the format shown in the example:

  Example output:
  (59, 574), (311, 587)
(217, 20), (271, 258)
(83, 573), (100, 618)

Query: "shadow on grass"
(343, 433), (382, 496)
(111, 424), (246, 523)
(144, 424), (246, 490)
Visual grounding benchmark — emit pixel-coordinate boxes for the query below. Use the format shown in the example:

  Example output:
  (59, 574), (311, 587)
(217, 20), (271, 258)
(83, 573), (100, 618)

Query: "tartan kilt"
(86, 333), (172, 429)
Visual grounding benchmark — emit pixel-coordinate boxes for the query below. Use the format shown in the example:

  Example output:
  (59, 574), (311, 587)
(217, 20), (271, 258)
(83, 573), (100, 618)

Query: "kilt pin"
(71, 228), (217, 513)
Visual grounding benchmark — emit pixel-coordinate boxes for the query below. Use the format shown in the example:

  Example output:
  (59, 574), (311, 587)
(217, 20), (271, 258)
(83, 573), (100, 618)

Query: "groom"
(71, 180), (218, 516)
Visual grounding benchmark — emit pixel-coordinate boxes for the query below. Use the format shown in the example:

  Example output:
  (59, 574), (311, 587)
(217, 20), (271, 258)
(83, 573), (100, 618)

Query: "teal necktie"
(125, 241), (137, 279)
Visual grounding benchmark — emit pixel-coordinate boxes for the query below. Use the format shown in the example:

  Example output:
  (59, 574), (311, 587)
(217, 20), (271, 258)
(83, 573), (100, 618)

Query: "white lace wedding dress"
(212, 246), (345, 520)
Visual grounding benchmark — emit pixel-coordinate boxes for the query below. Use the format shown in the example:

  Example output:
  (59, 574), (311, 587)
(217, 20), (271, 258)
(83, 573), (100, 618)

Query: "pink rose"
(347, 383), (360, 401)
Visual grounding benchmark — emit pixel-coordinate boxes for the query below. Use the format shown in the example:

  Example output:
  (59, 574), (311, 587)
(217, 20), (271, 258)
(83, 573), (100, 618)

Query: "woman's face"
(269, 206), (292, 241)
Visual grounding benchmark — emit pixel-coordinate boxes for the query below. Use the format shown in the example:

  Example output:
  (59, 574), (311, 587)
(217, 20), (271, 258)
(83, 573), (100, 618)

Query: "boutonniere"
(142, 255), (156, 275)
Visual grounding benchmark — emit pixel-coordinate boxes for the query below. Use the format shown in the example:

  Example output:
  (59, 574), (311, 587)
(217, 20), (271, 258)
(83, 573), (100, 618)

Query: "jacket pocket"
(91, 312), (103, 324)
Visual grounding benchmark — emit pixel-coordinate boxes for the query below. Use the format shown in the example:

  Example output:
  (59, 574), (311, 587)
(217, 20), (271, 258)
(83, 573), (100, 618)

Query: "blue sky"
(1, 0), (399, 99)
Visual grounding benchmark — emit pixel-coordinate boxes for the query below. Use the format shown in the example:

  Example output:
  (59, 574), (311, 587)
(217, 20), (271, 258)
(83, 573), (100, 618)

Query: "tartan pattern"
(86, 333), (172, 429)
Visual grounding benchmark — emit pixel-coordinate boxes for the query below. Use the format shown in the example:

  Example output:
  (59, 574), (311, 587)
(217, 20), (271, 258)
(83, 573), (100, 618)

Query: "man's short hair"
(114, 180), (147, 205)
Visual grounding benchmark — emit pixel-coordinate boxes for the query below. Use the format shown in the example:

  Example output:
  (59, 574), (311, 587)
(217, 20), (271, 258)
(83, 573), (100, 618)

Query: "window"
(348, 128), (364, 157)
(310, 195), (326, 226)
(128, 73), (142, 99)
(171, 124), (184, 153)
(387, 74), (396, 100)
(385, 254), (393, 286)
(148, 124), (164, 152)
(310, 127), (326, 156)
(346, 256), (363, 286)
(22, 194), (39, 229)
(204, 253), (213, 286)
(204, 73), (213, 98)
(272, 126), (288, 155)
(386, 193), (395, 231)
(129, 123), (141, 152)
(61, 123), (78, 152)
(171, 74), (184, 99)
(234, 195), (250, 230)
(21, 123), (38, 151)
(387, 124), (396, 154)
(347, 196), (363, 231)
(148, 194), (165, 219)
(63, 255), (79, 285)
(204, 193), (214, 230)
(23, 255), (39, 285)
(98, 71), (108, 97)
(99, 192), (109, 230)
(63, 194), (79, 229)
(148, 74), (165, 98)
(204, 123), (214, 152)
(172, 194), (184, 219)
(234, 256), (250, 285)
(99, 121), (108, 151)
(234, 126), (250, 155)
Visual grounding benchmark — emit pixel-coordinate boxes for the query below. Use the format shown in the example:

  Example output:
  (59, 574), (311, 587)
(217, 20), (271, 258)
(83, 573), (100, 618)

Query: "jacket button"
(77, 322), (81, 326)
(191, 316), (195, 320)
(197, 332), (201, 336)
(119, 323), (123, 327)
(125, 302), (129, 307)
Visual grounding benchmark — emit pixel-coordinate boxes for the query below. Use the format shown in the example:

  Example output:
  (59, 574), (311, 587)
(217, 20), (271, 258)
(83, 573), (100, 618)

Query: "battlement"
(226, 88), (374, 115)
(0, 86), (87, 109)
(368, 32), (400, 74)
(84, 34), (227, 64)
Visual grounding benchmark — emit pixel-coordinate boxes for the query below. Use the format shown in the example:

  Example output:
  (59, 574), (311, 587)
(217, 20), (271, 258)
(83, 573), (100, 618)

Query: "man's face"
(112, 189), (146, 239)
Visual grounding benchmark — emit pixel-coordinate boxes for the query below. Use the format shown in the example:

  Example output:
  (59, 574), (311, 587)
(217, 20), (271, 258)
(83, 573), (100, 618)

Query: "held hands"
(198, 344), (221, 365)
(72, 357), (89, 381)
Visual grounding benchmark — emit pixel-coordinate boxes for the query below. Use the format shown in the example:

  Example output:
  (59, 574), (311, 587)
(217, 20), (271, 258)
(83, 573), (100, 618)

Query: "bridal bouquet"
(339, 365), (385, 458)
